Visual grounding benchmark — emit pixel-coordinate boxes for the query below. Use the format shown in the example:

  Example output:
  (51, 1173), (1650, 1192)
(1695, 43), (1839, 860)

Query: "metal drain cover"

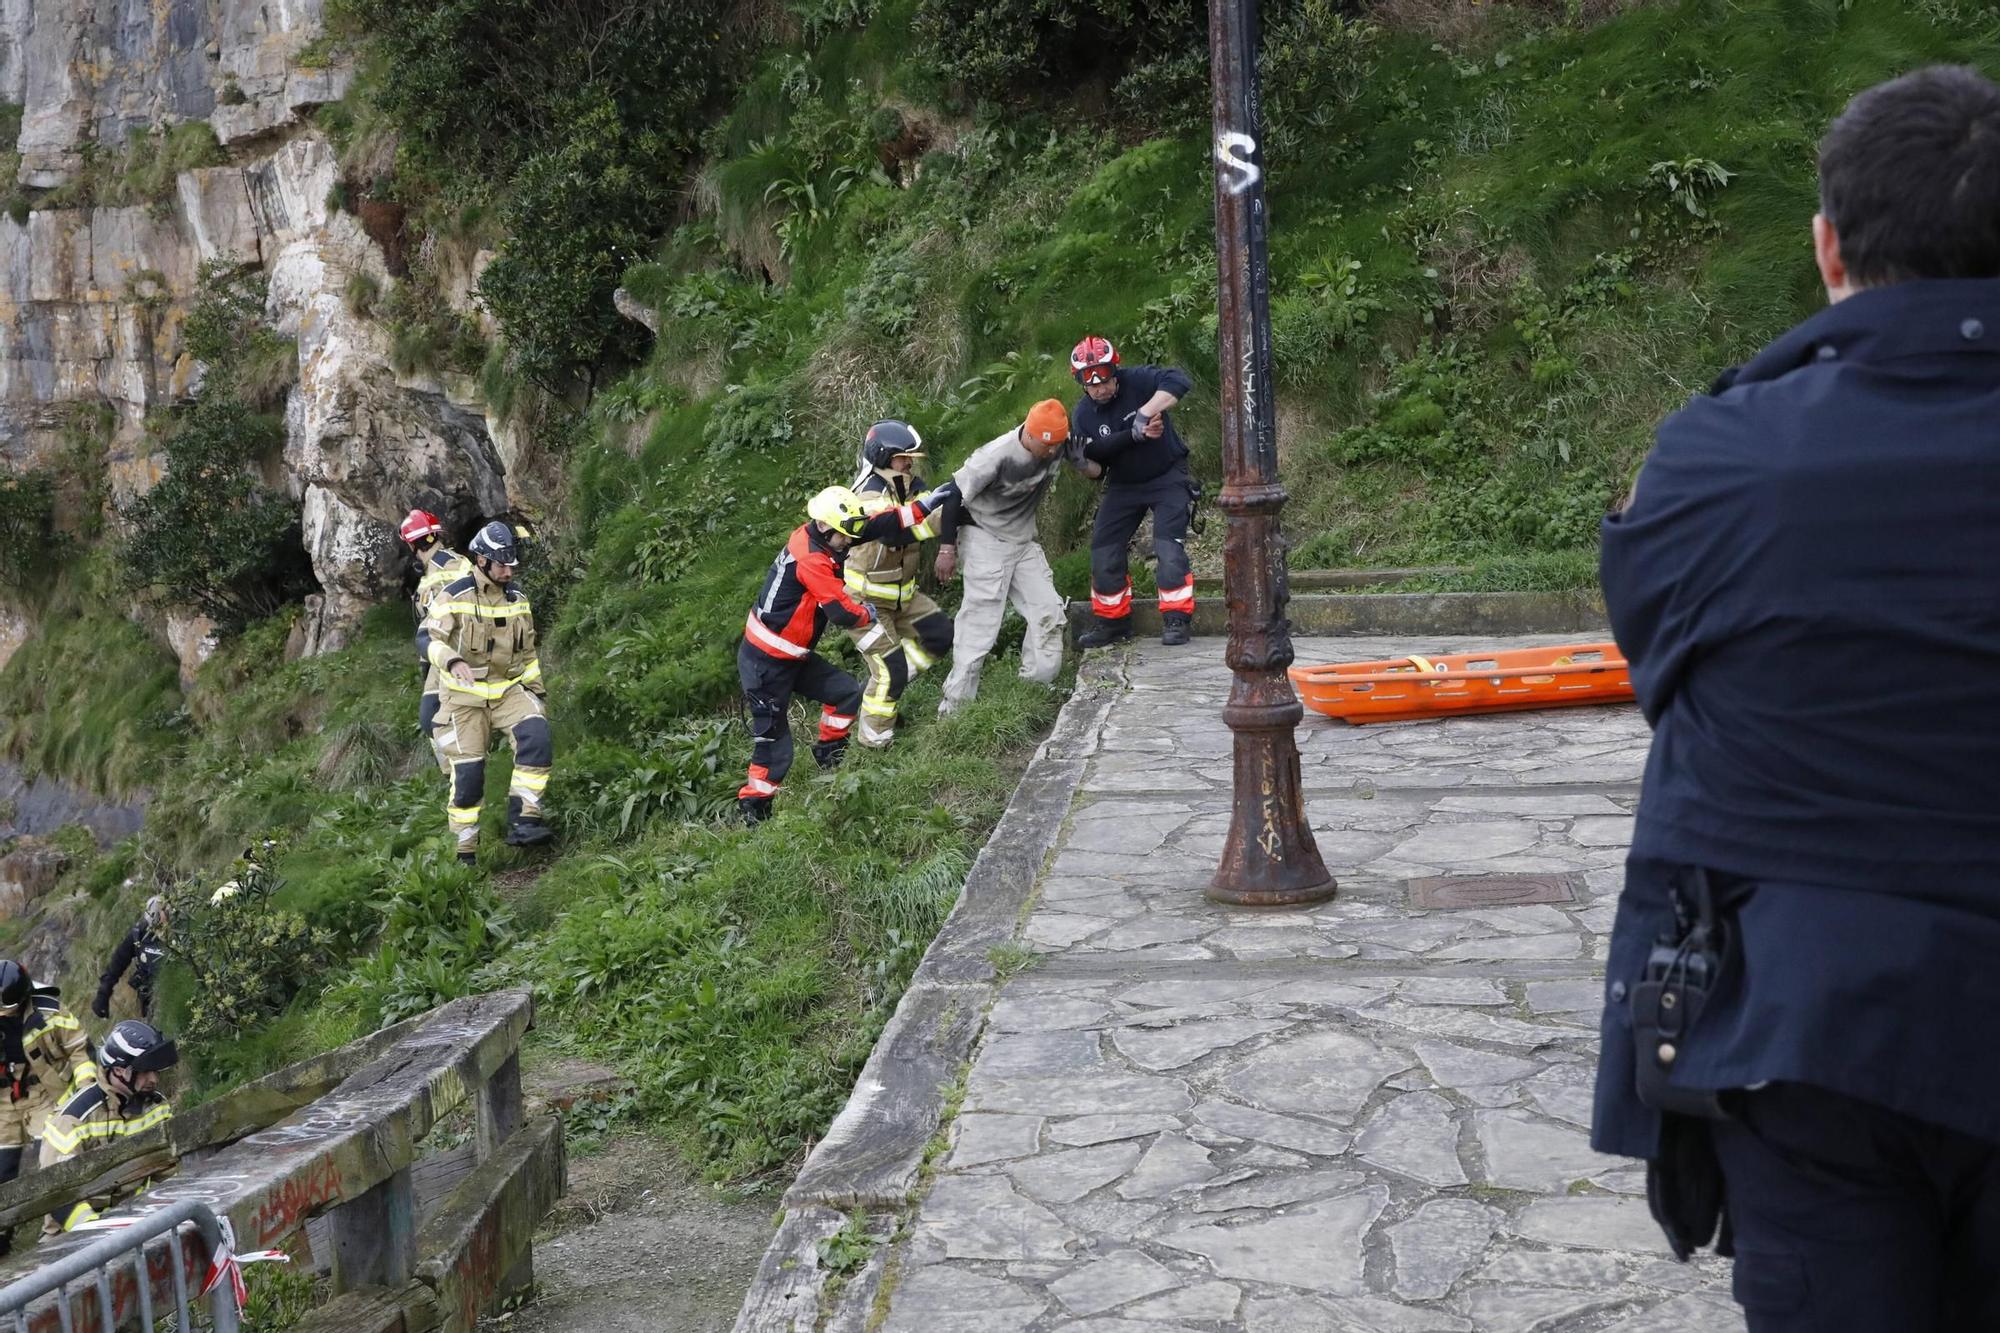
(1408, 872), (1582, 910)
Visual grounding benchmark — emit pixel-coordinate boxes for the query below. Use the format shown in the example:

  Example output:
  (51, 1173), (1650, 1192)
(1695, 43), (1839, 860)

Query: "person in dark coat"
(93, 894), (167, 1020)
(1592, 65), (2000, 1331)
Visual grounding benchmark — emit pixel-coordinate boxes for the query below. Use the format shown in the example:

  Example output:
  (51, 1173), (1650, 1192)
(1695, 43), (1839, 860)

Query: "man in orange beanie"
(934, 399), (1099, 715)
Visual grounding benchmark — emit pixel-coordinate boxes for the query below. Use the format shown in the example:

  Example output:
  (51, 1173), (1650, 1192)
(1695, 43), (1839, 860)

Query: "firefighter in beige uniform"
(846, 420), (955, 747)
(419, 521), (554, 862)
(401, 508), (472, 774)
(40, 1020), (178, 1235)
(936, 399), (1100, 714)
(0, 961), (96, 1254)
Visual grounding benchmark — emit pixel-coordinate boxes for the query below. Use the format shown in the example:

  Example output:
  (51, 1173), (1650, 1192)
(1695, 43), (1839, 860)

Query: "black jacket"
(97, 923), (165, 1008)
(1593, 280), (2000, 1158)
(1071, 365), (1193, 486)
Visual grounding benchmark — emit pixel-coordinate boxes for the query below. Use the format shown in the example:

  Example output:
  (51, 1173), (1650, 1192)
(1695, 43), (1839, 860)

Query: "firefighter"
(1068, 336), (1199, 648)
(845, 420), (955, 748)
(400, 508), (472, 774)
(420, 521), (554, 863)
(39, 1020), (178, 1235)
(92, 894), (167, 1020)
(0, 961), (95, 1253)
(739, 481), (956, 823)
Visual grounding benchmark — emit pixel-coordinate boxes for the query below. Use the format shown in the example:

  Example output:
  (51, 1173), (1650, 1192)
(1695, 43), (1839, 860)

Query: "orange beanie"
(1025, 398), (1070, 445)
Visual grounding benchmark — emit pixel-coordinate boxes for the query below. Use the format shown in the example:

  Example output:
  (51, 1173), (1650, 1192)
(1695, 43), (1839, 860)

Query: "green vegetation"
(38, 123), (227, 213)
(9, 0), (2000, 1201)
(122, 262), (314, 634)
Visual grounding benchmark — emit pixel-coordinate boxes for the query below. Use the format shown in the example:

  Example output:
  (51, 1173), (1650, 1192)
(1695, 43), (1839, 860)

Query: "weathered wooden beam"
(414, 1116), (563, 1333)
(474, 1052), (522, 1163)
(331, 1166), (415, 1291)
(290, 1282), (442, 1333)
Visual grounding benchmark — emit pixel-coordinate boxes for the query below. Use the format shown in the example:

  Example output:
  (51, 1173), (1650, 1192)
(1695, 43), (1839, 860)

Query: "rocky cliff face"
(0, 0), (514, 670)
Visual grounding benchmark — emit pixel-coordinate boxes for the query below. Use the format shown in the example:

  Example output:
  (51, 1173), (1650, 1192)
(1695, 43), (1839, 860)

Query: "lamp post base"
(1208, 687), (1338, 907)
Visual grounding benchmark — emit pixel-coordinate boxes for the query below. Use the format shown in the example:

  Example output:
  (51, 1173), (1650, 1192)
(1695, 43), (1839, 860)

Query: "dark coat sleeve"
(1599, 389), (1775, 725)
(96, 929), (139, 1003)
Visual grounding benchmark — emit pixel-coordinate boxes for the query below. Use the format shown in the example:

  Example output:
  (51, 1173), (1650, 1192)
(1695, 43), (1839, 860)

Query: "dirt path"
(487, 1131), (773, 1333)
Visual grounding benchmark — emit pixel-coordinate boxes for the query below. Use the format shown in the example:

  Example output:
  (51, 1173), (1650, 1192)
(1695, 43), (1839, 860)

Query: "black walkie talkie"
(1631, 866), (1732, 1120)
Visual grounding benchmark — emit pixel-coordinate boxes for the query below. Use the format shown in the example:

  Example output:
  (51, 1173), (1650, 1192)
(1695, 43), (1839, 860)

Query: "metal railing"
(0, 1199), (240, 1333)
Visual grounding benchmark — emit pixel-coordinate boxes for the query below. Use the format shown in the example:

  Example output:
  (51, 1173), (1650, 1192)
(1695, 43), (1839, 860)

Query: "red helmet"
(398, 509), (443, 545)
(1070, 336), (1119, 385)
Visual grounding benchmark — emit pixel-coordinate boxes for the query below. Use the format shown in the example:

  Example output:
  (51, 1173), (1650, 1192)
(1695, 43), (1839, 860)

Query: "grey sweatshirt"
(942, 428), (1086, 546)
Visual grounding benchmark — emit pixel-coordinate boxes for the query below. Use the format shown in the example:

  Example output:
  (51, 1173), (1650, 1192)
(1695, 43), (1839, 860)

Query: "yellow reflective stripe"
(511, 771), (549, 792)
(70, 1062), (98, 1092)
(442, 660), (540, 700)
(843, 574), (913, 605)
(447, 806), (482, 827)
(911, 514), (940, 540)
(903, 641), (936, 672)
(861, 697), (898, 718)
(426, 641), (461, 674)
(44, 1103), (171, 1156)
(431, 601), (533, 619)
(43, 1014), (78, 1031)
(60, 1200), (97, 1232)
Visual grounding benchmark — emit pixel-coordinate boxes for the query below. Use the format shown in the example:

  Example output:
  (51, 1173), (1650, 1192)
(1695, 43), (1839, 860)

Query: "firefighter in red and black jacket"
(738, 481), (957, 824)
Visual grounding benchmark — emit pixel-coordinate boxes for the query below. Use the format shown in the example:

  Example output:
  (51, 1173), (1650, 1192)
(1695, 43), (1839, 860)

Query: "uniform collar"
(1728, 278), (2000, 389)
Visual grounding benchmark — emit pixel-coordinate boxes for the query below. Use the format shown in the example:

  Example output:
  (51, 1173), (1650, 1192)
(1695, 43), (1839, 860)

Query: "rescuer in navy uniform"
(1592, 65), (2000, 1330)
(1067, 336), (1198, 648)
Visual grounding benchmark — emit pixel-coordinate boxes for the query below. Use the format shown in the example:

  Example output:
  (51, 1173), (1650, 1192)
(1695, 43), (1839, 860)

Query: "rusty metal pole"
(1205, 0), (1336, 906)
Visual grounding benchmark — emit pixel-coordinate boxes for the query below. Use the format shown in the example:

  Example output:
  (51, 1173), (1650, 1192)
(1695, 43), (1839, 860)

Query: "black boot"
(502, 796), (555, 847)
(812, 738), (850, 770)
(456, 850), (478, 867)
(1076, 616), (1134, 649)
(1161, 611), (1192, 647)
(739, 795), (773, 825)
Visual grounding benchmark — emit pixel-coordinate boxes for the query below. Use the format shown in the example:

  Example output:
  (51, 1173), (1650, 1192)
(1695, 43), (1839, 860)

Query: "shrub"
(703, 379), (797, 456)
(121, 399), (314, 634)
(475, 92), (663, 390)
(912, 0), (1204, 99)
(162, 860), (331, 1053)
(331, 0), (745, 387)
(0, 470), (66, 590)
(122, 262), (314, 634)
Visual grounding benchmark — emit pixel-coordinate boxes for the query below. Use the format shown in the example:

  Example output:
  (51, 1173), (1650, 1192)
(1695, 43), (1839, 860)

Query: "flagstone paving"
(871, 635), (1743, 1333)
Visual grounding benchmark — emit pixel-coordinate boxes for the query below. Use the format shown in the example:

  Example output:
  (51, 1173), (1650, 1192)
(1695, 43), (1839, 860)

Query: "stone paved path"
(871, 636), (1744, 1333)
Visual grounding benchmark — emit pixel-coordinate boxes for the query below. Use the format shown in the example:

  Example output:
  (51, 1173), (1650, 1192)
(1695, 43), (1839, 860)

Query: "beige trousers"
(939, 525), (1065, 713)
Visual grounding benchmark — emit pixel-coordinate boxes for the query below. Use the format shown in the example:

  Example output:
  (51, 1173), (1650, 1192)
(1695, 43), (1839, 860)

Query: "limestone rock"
(0, 838), (69, 917)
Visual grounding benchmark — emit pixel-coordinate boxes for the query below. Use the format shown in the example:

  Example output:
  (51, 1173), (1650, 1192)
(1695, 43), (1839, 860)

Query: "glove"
(91, 991), (110, 1020)
(919, 480), (959, 514)
(1132, 410), (1152, 438)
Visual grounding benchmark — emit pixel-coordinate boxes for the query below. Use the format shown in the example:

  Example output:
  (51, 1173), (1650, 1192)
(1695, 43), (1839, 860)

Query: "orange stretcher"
(1288, 642), (1635, 724)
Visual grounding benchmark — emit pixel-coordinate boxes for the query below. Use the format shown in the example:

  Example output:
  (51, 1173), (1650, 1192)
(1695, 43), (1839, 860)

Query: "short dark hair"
(1819, 65), (2000, 285)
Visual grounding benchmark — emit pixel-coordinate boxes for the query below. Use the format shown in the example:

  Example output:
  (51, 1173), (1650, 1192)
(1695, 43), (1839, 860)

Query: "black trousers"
(1089, 469), (1194, 618)
(737, 640), (862, 797)
(1712, 1082), (2000, 1331)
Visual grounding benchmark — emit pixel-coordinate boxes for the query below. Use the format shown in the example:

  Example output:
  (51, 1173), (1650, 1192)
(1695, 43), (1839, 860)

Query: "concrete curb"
(731, 661), (1122, 1333)
(1065, 589), (1609, 639)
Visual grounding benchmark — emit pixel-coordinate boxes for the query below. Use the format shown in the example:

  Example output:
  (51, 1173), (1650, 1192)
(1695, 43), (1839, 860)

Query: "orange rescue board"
(1288, 642), (1635, 724)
